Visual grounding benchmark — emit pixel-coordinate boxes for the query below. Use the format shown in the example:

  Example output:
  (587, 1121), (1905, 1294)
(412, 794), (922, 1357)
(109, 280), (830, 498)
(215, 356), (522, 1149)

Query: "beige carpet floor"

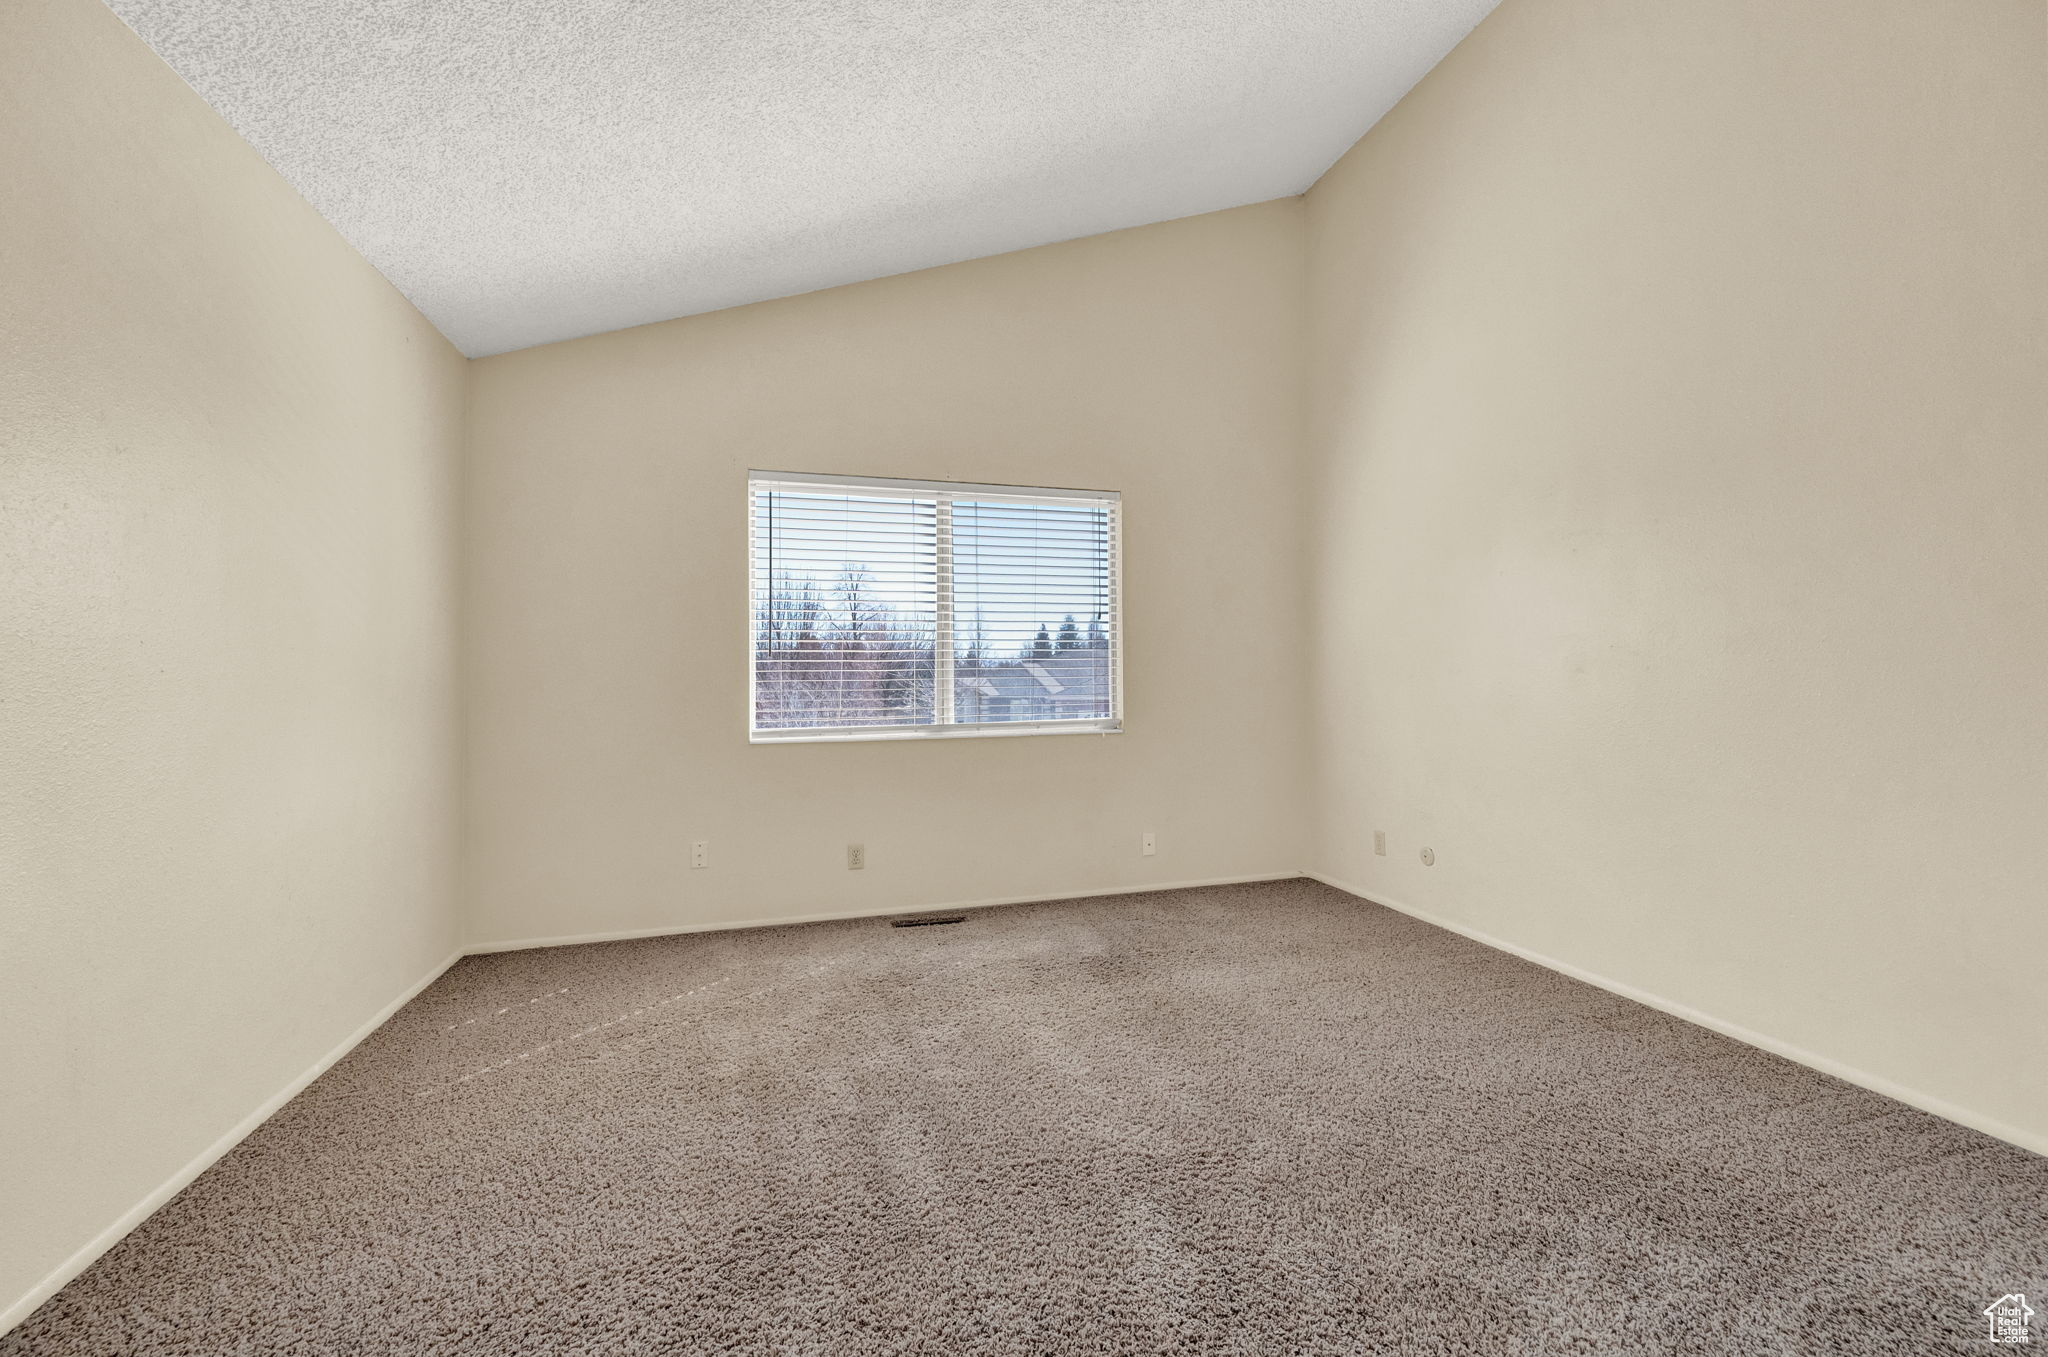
(6, 879), (2044, 1355)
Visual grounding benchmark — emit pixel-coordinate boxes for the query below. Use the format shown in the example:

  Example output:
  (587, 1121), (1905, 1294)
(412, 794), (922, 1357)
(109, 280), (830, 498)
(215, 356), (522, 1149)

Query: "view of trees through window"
(751, 481), (1117, 733)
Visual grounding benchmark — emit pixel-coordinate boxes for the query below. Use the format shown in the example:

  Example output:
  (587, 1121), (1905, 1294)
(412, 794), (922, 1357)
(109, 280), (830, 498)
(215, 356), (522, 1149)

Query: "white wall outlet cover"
(1374, 830), (1387, 856)
(847, 843), (866, 870)
(1420, 847), (1435, 866)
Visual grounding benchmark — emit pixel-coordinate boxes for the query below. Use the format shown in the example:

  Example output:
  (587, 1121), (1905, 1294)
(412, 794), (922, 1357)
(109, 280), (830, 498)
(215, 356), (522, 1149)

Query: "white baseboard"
(463, 871), (1304, 953)
(28, 864), (2025, 1340)
(0, 947), (465, 1337)
(1300, 869), (2047, 1159)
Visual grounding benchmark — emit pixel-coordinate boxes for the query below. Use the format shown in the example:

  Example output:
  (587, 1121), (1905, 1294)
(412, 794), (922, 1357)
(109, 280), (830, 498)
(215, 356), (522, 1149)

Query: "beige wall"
(1304, 0), (2047, 1148)
(7, 0), (2042, 1331)
(0, 0), (466, 1325)
(463, 201), (1308, 948)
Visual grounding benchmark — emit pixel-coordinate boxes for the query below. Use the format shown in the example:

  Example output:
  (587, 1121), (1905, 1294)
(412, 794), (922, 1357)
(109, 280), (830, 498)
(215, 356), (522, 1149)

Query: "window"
(749, 471), (1121, 741)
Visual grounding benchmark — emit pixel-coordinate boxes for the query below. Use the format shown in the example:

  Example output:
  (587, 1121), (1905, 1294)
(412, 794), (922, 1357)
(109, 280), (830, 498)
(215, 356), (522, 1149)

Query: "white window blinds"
(749, 472), (1121, 741)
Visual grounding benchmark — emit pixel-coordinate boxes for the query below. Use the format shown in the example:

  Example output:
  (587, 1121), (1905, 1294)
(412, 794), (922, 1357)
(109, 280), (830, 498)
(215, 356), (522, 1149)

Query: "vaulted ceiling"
(108, 0), (1499, 355)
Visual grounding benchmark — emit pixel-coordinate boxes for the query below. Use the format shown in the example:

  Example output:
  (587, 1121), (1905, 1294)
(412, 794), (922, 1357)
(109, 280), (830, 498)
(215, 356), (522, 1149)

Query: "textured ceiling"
(106, 0), (1500, 356)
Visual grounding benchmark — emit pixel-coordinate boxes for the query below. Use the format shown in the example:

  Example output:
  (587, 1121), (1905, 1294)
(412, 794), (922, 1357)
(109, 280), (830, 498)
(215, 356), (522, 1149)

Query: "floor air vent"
(890, 915), (967, 928)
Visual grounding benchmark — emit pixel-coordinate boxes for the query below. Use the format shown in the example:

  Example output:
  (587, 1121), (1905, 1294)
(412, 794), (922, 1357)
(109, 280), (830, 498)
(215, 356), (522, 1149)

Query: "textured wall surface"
(1304, 0), (2048, 1146)
(0, 0), (466, 1326)
(463, 202), (1309, 948)
(7, 0), (2044, 1338)
(101, 0), (1495, 355)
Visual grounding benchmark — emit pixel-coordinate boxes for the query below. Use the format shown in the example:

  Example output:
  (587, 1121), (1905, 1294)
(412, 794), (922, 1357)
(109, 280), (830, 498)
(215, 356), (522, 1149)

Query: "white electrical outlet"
(1373, 830), (1387, 857)
(1141, 832), (1156, 857)
(847, 843), (865, 871)
(690, 841), (708, 870)
(1420, 846), (1435, 866)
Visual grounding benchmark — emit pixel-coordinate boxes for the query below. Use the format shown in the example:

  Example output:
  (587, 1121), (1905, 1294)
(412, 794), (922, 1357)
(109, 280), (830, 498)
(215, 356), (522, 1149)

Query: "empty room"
(4, 0), (2044, 1351)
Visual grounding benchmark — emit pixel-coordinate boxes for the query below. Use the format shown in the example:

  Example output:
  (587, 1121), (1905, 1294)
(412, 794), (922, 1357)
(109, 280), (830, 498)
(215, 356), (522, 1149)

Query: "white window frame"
(748, 470), (1123, 744)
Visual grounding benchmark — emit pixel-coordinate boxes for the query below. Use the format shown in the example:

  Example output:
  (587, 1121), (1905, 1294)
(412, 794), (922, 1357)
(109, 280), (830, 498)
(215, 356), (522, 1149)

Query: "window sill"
(750, 719), (1122, 745)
